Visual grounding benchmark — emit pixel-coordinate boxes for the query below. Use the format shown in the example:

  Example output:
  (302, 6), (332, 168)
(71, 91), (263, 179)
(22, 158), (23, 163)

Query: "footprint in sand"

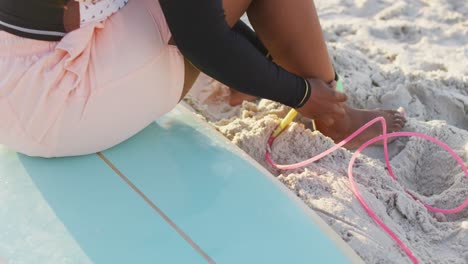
(369, 24), (422, 44)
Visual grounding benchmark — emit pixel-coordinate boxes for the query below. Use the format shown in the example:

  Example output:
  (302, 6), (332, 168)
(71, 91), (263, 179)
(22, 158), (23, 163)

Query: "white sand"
(185, 0), (468, 263)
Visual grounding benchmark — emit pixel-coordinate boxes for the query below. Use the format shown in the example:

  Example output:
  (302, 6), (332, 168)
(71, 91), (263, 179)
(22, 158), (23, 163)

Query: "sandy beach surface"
(185, 0), (468, 263)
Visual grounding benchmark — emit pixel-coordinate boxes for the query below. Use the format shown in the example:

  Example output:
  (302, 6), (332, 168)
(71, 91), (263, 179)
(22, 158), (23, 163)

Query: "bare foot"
(228, 89), (257, 106)
(314, 105), (406, 149)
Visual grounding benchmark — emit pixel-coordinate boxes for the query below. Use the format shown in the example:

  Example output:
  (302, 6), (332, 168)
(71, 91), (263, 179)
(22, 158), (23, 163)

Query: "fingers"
(321, 81), (347, 102)
(333, 90), (348, 102)
(326, 80), (347, 102)
(332, 103), (346, 118)
(299, 78), (348, 120)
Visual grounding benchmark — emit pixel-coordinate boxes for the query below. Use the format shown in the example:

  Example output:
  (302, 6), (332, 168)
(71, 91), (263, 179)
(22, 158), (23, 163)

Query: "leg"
(225, 0), (334, 105)
(177, 0), (252, 101)
(179, 58), (201, 101)
(247, 0), (334, 82)
(168, 37), (202, 101)
(223, 0), (406, 148)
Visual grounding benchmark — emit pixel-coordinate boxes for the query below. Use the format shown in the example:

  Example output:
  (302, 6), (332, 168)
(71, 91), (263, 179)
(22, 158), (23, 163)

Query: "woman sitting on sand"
(0, 0), (405, 157)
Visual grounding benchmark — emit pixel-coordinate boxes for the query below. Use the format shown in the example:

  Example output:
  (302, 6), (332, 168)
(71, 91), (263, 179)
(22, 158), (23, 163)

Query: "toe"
(392, 114), (406, 131)
(382, 109), (407, 131)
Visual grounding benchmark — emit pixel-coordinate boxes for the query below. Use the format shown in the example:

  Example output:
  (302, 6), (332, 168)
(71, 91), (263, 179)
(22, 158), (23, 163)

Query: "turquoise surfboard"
(0, 104), (362, 264)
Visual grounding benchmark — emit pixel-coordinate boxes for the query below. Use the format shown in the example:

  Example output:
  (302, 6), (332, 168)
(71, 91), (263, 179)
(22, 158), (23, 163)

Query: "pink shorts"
(0, 0), (185, 157)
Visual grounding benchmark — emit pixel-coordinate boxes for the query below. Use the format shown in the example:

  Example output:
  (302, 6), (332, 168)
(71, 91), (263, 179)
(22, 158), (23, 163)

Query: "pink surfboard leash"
(265, 114), (468, 264)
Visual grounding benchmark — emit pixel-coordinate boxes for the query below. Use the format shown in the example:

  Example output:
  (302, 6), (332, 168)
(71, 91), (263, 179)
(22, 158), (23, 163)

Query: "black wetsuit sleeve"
(232, 20), (270, 59)
(159, 0), (311, 108)
(0, 0), (67, 41)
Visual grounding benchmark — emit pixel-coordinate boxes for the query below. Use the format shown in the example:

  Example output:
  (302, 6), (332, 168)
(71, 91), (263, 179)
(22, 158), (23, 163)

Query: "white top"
(78, 0), (130, 26)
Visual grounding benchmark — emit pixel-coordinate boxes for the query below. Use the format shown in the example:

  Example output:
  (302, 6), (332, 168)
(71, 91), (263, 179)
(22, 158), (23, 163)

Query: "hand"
(296, 78), (347, 126)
